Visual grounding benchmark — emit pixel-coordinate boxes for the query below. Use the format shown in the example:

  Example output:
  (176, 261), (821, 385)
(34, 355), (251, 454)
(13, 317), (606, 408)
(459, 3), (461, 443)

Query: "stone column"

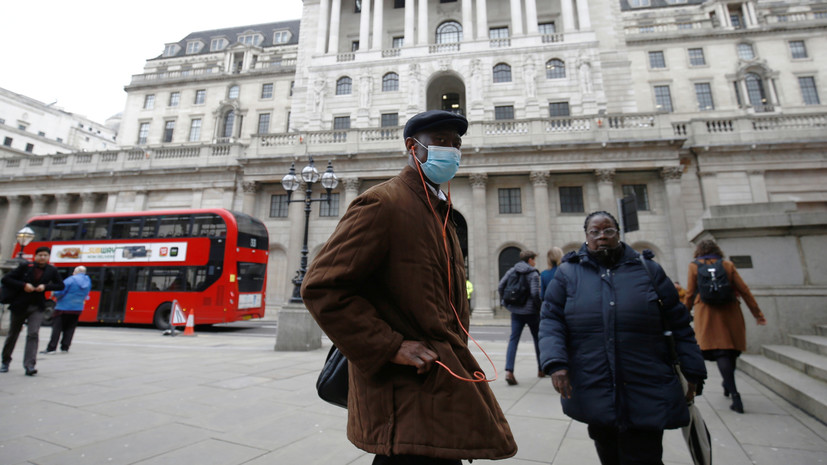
(462, 0), (474, 40)
(80, 193), (97, 214)
(242, 182), (258, 216)
(741, 3), (751, 27)
(531, 171), (551, 255)
(134, 190), (148, 211)
(561, 0), (575, 33)
(575, 0), (591, 30)
(748, 170), (769, 203)
(54, 193), (72, 215)
(525, 0), (538, 34)
(316, 0), (331, 53)
(509, 0), (523, 35)
(105, 193), (117, 212)
(329, 0), (343, 54)
(222, 188), (235, 210)
(469, 174), (493, 318)
(717, 3), (730, 27)
(1, 195), (23, 258)
(661, 167), (689, 278)
(476, 0), (489, 40)
(372, 0), (385, 50)
(404, 0), (415, 46)
(343, 177), (362, 206)
(698, 171), (719, 208)
(30, 194), (47, 216)
(595, 169), (616, 212)
(191, 189), (203, 209)
(417, 0), (429, 46)
(746, 1), (758, 26)
(359, 0), (371, 50)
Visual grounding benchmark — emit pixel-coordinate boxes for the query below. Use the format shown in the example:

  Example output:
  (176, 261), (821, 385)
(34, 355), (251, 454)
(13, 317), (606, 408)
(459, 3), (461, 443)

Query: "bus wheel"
(153, 303), (172, 330)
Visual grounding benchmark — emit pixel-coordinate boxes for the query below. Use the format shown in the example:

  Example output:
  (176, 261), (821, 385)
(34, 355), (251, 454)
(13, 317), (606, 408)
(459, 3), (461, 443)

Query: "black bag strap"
(638, 256), (679, 364)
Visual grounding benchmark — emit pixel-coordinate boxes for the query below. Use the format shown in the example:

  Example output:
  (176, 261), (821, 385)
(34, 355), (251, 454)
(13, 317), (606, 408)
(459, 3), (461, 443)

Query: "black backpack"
(502, 270), (531, 306)
(694, 259), (735, 305)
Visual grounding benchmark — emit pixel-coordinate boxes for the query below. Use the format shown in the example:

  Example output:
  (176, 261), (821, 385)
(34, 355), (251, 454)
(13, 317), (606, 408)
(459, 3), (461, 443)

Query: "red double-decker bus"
(12, 208), (268, 329)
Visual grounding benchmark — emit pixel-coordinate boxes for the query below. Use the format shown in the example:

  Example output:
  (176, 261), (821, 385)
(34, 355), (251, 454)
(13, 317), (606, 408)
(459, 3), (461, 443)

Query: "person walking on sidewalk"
(42, 266), (91, 355)
(498, 250), (543, 386)
(684, 239), (767, 414)
(540, 247), (563, 300)
(302, 110), (517, 464)
(1, 246), (64, 376)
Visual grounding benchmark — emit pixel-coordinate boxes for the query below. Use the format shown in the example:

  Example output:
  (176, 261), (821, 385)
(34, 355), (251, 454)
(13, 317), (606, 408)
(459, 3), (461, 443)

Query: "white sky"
(1, 0), (305, 124)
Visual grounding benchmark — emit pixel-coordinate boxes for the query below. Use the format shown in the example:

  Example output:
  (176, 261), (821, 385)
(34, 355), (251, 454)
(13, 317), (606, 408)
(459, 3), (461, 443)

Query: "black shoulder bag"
(316, 345), (348, 408)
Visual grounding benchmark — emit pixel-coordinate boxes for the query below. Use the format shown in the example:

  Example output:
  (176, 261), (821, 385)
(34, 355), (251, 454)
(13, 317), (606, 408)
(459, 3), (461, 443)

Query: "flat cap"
(403, 110), (468, 139)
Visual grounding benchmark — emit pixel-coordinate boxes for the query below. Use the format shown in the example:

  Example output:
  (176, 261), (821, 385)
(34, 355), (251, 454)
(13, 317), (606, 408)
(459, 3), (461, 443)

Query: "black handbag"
(316, 345), (348, 408)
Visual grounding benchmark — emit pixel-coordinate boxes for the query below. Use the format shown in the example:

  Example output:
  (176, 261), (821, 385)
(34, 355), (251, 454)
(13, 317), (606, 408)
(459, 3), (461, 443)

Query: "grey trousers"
(1, 305), (44, 370)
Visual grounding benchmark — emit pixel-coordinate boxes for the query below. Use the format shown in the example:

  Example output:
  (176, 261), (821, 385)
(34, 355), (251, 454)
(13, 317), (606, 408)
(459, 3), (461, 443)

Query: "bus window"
(234, 212), (268, 250)
(86, 267), (102, 290)
(237, 262), (266, 292)
(192, 214), (226, 237)
(81, 217), (111, 240)
(141, 217), (159, 238)
(151, 268), (187, 291)
(111, 217), (142, 239)
(28, 220), (51, 241)
(158, 215), (191, 238)
(133, 267), (151, 291)
(51, 221), (81, 241)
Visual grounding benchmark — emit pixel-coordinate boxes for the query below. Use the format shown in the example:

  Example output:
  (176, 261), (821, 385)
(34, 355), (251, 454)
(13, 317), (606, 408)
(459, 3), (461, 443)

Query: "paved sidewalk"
(1, 325), (826, 465)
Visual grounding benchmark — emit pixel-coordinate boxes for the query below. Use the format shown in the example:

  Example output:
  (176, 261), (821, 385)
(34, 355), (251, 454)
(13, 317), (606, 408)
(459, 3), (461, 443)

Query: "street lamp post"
(2, 227), (35, 336)
(15, 227), (35, 261)
(275, 158), (338, 351)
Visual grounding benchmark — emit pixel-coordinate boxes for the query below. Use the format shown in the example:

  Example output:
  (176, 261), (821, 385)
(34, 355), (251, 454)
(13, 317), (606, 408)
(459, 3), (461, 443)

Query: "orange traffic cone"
(182, 309), (196, 336)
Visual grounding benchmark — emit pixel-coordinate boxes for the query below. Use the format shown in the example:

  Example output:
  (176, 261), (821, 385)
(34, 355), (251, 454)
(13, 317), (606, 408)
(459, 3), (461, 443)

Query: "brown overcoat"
(684, 259), (765, 352)
(302, 166), (517, 460)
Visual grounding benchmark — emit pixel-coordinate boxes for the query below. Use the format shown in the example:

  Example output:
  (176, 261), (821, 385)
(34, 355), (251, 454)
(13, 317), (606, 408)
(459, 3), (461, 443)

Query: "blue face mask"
(412, 138), (462, 185)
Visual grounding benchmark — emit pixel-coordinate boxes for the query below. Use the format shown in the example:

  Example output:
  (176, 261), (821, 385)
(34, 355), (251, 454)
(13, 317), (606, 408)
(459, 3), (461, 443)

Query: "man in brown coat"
(302, 110), (517, 464)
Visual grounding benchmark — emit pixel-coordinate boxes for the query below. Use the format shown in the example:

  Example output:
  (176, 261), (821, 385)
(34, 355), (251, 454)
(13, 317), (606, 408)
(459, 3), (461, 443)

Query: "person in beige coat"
(302, 110), (517, 464)
(684, 239), (767, 413)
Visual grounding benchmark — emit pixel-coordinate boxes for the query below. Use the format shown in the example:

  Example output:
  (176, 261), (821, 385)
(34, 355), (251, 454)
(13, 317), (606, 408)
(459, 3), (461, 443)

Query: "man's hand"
(35, 284), (46, 293)
(391, 340), (438, 374)
(686, 382), (697, 403)
(551, 369), (573, 399)
(23, 283), (35, 293)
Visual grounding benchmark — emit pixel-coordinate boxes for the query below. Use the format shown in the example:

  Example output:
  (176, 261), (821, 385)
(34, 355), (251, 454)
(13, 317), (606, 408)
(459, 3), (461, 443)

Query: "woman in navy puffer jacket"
(539, 211), (706, 465)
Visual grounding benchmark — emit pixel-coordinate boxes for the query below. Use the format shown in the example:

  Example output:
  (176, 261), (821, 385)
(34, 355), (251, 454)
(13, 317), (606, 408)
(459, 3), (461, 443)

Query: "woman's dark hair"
(583, 211), (620, 231)
(693, 239), (724, 258)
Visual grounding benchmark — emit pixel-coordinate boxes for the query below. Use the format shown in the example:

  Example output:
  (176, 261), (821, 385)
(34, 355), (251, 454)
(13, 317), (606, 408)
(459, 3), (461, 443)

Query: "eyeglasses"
(587, 228), (618, 238)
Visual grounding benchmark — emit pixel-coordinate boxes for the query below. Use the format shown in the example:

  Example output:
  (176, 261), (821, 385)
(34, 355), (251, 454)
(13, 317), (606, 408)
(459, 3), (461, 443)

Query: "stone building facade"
(0, 0), (825, 318)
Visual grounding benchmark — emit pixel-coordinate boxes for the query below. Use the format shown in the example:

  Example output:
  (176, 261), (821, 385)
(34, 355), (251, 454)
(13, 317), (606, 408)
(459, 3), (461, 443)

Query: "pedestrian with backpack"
(684, 239), (767, 414)
(498, 250), (542, 385)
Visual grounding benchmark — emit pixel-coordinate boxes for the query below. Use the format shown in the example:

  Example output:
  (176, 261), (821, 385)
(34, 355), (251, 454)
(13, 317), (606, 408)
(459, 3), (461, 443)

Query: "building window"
(228, 85), (240, 99)
(239, 33), (263, 46)
(745, 73), (769, 111)
(144, 94), (155, 110)
(38, 131), (45, 137)
(629, 0), (651, 6)
(163, 121), (175, 143)
(729, 6), (743, 28)
(352, 40), (360, 51)
(194, 89), (206, 105)
(56, 137), (63, 143)
(137, 123), (150, 145)
(622, 184), (650, 211)
(498, 188), (522, 214)
(394, 0), (405, 7)
(737, 43), (755, 60)
(381, 113), (399, 127)
(186, 41), (202, 54)
(648, 51), (666, 69)
(336, 77), (353, 95)
(392, 36), (404, 48)
(222, 111), (235, 138)
(494, 105), (514, 120)
(654, 85), (673, 112)
(286, 111), (291, 131)
(688, 48), (706, 66)
(290, 81), (295, 96)
(257, 113), (271, 134)
(163, 44), (179, 57)
(334, 116), (351, 130)
(355, 0), (361, 13)
(538, 22), (556, 34)
(489, 26), (509, 39)
(559, 186), (584, 213)
(799, 77), (820, 105)
(2, 137), (11, 147)
(382, 72), (399, 91)
(210, 38), (228, 51)
(319, 193), (340, 217)
(436, 21), (462, 44)
(168, 92), (180, 107)
(789, 40), (807, 59)
(273, 30), (291, 44)
(546, 59), (565, 79)
(188, 119), (202, 142)
(269, 195), (288, 218)
(261, 83), (274, 99)
(493, 63), (512, 83)
(25, 143), (34, 153)
(549, 102), (570, 119)
(694, 83), (715, 111)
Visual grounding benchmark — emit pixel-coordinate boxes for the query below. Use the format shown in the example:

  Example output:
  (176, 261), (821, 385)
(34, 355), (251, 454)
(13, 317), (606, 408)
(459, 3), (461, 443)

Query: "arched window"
(436, 21), (462, 44)
(382, 72), (399, 91)
(745, 72), (768, 111)
(222, 111), (235, 138)
(498, 247), (522, 281)
(336, 77), (352, 95)
(493, 63), (512, 83)
(228, 85), (240, 99)
(546, 59), (565, 79)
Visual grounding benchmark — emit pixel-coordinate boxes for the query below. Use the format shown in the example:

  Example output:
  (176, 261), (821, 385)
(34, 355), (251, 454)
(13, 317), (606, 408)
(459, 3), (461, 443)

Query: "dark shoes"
(505, 371), (518, 386)
(538, 370), (546, 378)
(0, 363), (8, 373)
(40, 350), (56, 355)
(25, 368), (38, 377)
(730, 394), (744, 414)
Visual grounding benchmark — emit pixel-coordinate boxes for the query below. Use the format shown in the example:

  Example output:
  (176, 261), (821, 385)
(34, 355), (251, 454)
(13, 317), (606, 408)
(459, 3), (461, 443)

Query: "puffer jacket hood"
(54, 273), (92, 311)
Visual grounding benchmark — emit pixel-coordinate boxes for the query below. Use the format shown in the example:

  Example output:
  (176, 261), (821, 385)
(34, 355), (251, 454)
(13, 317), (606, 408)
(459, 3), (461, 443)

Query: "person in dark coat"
(539, 211), (706, 465)
(1, 246), (65, 376)
(43, 265), (92, 354)
(498, 250), (542, 385)
(540, 246), (563, 299)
